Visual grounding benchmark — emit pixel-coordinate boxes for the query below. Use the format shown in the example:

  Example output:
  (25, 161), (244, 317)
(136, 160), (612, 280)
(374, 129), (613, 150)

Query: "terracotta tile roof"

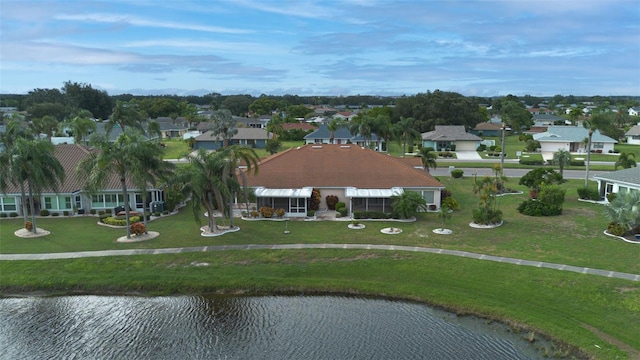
(245, 144), (444, 189)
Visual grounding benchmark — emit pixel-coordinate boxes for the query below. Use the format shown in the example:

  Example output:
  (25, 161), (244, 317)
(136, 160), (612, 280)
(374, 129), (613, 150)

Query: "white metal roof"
(344, 187), (404, 198)
(253, 187), (313, 198)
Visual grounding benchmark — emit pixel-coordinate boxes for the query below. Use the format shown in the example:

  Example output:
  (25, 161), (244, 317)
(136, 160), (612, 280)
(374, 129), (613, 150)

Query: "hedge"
(101, 216), (141, 226)
(577, 187), (601, 201)
(519, 159), (544, 166)
(353, 211), (392, 219)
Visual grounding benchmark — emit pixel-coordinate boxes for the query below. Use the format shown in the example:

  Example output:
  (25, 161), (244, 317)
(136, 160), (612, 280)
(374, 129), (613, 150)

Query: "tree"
(615, 152), (636, 169)
(552, 149), (572, 177)
(218, 145), (260, 227)
(391, 191), (427, 219)
(327, 118), (342, 144)
(64, 110), (96, 146)
(582, 114), (610, 187)
(266, 115), (284, 140)
(519, 168), (564, 193)
(106, 100), (144, 134)
(146, 120), (162, 140)
(417, 147), (437, 172)
(209, 110), (238, 148)
(392, 117), (420, 157)
(1, 138), (65, 233)
(604, 190), (640, 235)
(348, 115), (373, 147)
(30, 115), (59, 138)
(371, 114), (392, 151)
(77, 130), (161, 239)
(265, 139), (282, 155)
(437, 204), (451, 231)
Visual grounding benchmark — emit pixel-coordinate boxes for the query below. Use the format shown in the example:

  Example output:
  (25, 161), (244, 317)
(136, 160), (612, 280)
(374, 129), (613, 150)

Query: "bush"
(326, 195), (339, 210)
(577, 187), (601, 201)
(130, 222), (146, 236)
(40, 209), (50, 216)
(51, 213), (59, 217)
(517, 200), (562, 216)
(63, 211), (70, 216)
(309, 188), (321, 210)
(24, 221), (33, 231)
(442, 197), (459, 211)
(477, 144), (486, 151)
(9, 212), (18, 217)
(307, 210), (316, 217)
(90, 209), (96, 215)
(101, 216), (140, 226)
(449, 144), (456, 151)
(337, 207), (348, 217)
(606, 193), (617, 203)
(450, 169), (464, 178)
(335, 201), (346, 210)
(0, 213), (7, 218)
(519, 158), (544, 165)
(162, 210), (169, 215)
(607, 222), (628, 236)
(98, 210), (105, 216)
(259, 206), (274, 218)
(472, 208), (503, 225)
(353, 211), (391, 219)
(250, 210), (260, 218)
(569, 160), (585, 166)
(275, 208), (285, 217)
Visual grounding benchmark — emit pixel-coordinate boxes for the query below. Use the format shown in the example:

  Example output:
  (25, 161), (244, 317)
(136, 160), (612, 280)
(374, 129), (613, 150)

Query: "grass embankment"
(1, 178), (639, 359)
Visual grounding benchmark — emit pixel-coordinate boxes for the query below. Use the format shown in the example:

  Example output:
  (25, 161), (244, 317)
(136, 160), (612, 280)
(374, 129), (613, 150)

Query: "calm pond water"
(0, 295), (557, 359)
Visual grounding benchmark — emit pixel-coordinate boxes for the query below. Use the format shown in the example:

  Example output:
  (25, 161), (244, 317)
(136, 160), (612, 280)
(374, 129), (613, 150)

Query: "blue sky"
(1, 0), (639, 97)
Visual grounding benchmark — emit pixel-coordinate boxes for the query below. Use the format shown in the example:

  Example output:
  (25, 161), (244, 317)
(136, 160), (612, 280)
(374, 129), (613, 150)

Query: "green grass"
(161, 138), (191, 159)
(1, 178), (639, 359)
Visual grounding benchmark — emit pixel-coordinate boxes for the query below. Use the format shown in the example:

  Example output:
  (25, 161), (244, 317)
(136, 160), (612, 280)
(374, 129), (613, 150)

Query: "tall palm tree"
(146, 120), (162, 140)
(348, 116), (373, 147)
(615, 152), (636, 169)
(266, 115), (284, 141)
(327, 118), (342, 144)
(106, 100), (144, 134)
(178, 149), (233, 233)
(372, 114), (392, 151)
(77, 130), (160, 239)
(583, 114), (610, 187)
(5, 138), (65, 233)
(210, 109), (238, 148)
(552, 149), (571, 177)
(417, 147), (437, 172)
(64, 110), (96, 146)
(218, 145), (260, 227)
(392, 117), (420, 157)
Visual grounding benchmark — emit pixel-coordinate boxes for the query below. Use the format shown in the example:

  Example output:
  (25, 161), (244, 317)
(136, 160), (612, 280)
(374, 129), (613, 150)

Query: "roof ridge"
(374, 150), (443, 184)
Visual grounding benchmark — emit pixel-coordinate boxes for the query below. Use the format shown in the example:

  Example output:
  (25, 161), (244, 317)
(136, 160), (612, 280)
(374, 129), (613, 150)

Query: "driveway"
(454, 151), (482, 160)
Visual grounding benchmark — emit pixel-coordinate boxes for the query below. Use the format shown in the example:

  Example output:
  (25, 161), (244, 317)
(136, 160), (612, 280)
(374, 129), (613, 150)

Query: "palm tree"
(266, 115), (284, 141)
(582, 114), (610, 187)
(6, 138), (65, 233)
(372, 115), (391, 151)
(178, 149), (233, 233)
(417, 147), (437, 172)
(30, 115), (58, 138)
(349, 116), (373, 147)
(552, 149), (572, 177)
(392, 117), (420, 157)
(146, 120), (162, 140)
(218, 145), (259, 227)
(77, 130), (160, 239)
(106, 100), (144, 134)
(64, 110), (96, 146)
(210, 109), (238, 148)
(327, 118), (342, 144)
(615, 152), (637, 169)
(604, 190), (640, 235)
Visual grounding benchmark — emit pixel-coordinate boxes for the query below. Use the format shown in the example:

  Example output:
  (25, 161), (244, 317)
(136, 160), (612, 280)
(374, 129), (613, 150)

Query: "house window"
(592, 142), (604, 149)
(75, 195), (82, 209)
(44, 196), (54, 210)
(289, 198), (306, 213)
(1, 197), (17, 211)
(314, 139), (322, 144)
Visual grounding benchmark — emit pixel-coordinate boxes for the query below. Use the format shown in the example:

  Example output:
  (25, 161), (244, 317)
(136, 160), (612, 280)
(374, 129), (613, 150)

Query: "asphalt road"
(429, 167), (611, 180)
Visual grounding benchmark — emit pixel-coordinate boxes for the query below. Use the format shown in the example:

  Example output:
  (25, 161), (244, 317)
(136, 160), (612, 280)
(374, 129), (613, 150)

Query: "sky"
(1, 0), (639, 97)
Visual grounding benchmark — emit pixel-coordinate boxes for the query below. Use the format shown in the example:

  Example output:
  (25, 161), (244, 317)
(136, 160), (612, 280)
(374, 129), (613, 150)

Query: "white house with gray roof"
(625, 125), (640, 145)
(421, 125), (482, 151)
(533, 126), (617, 159)
(593, 167), (640, 202)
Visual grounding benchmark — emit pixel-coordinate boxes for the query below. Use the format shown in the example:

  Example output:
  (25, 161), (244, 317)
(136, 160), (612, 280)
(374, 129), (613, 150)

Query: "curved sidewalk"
(1, 243), (638, 282)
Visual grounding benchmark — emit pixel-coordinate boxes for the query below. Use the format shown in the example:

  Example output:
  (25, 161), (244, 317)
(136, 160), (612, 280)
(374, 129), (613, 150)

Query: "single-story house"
(194, 128), (272, 150)
(532, 114), (566, 125)
(421, 125), (482, 151)
(0, 144), (164, 216)
(593, 167), (640, 202)
(243, 144), (445, 218)
(304, 124), (384, 151)
(532, 126), (617, 155)
(628, 107), (640, 117)
(625, 125), (640, 145)
(471, 122), (503, 137)
(151, 117), (189, 139)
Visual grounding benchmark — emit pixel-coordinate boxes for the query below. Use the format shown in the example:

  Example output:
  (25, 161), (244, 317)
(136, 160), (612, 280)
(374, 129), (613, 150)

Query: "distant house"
(533, 126), (617, 155)
(593, 167), (640, 202)
(194, 128), (272, 150)
(282, 122), (316, 132)
(471, 122), (502, 137)
(532, 114), (566, 125)
(304, 124), (384, 151)
(421, 125), (482, 151)
(628, 107), (640, 117)
(243, 144), (445, 218)
(0, 144), (165, 216)
(152, 118), (188, 139)
(625, 125), (640, 145)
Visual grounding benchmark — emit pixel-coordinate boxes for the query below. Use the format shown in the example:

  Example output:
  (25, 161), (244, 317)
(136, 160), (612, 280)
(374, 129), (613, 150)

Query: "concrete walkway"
(1, 244), (637, 282)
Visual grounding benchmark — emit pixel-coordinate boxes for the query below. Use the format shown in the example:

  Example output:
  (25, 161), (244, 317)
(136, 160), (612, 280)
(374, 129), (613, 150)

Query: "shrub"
(441, 189), (452, 199)
(101, 216), (141, 226)
(450, 144), (456, 151)
(275, 208), (285, 217)
(309, 188), (321, 210)
(24, 221), (33, 231)
(472, 208), (503, 225)
(337, 207), (348, 217)
(442, 197), (459, 211)
(162, 210), (169, 215)
(517, 200), (562, 216)
(63, 210), (70, 216)
(606, 193), (617, 203)
(307, 210), (316, 217)
(90, 209), (96, 215)
(569, 160), (585, 166)
(489, 145), (497, 152)
(607, 222), (628, 237)
(477, 144), (487, 151)
(259, 206), (274, 218)
(98, 210), (105, 216)
(153, 212), (161, 217)
(40, 209), (50, 216)
(577, 187), (601, 201)
(353, 211), (391, 219)
(335, 201), (346, 210)
(130, 222), (146, 236)
(9, 212), (18, 217)
(519, 158), (544, 165)
(0, 213), (7, 218)
(451, 169), (464, 178)
(52, 213), (59, 217)
(250, 210), (260, 218)
(326, 195), (339, 210)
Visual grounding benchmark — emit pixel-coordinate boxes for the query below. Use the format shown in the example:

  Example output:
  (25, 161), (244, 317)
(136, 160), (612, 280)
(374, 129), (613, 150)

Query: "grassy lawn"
(161, 138), (192, 159)
(1, 178), (639, 358)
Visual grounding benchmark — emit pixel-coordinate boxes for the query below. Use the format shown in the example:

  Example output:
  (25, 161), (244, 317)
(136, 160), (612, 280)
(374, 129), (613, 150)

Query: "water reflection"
(0, 295), (552, 359)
